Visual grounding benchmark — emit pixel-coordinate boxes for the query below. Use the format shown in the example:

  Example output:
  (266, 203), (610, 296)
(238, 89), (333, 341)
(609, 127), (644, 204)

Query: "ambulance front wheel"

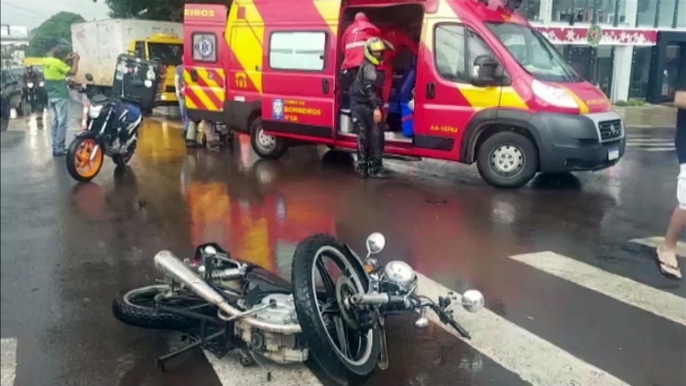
(477, 131), (538, 189)
(250, 117), (287, 159)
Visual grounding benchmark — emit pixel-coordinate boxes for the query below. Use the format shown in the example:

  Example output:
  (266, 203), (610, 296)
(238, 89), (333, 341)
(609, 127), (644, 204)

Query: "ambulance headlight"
(532, 80), (579, 109)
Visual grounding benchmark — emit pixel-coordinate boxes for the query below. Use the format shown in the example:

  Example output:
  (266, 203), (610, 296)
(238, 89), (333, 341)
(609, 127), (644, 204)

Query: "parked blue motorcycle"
(66, 54), (164, 182)
(66, 73), (143, 182)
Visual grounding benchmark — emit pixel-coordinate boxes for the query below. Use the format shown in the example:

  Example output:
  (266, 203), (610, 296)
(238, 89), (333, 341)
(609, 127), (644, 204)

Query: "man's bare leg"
(658, 207), (686, 279)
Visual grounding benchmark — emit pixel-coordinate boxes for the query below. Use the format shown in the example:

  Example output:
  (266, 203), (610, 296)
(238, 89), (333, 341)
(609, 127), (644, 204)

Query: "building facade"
(521, 0), (686, 103)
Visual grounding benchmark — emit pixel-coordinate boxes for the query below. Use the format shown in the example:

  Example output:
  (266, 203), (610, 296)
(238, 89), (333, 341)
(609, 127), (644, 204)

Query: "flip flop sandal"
(654, 252), (682, 281)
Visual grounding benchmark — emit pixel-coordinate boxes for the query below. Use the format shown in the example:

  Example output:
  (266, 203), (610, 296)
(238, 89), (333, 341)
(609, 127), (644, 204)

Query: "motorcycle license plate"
(608, 148), (619, 161)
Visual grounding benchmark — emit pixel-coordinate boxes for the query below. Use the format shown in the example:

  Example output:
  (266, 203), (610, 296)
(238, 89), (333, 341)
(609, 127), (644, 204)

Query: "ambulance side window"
(466, 30), (497, 81)
(192, 33), (218, 63)
(434, 24), (467, 83)
(269, 31), (327, 71)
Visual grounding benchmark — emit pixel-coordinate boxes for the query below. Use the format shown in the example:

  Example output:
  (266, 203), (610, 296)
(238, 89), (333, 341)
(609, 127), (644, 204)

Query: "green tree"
(94, 0), (227, 22)
(28, 12), (85, 57)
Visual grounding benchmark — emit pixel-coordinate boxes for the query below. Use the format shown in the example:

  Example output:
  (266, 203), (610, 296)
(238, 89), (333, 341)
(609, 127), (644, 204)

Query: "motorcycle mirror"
(365, 232), (386, 256)
(461, 290), (485, 313)
(85, 73), (94, 82)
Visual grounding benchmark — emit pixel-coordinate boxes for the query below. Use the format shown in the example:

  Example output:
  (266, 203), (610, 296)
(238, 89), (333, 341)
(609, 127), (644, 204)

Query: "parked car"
(1, 68), (23, 130)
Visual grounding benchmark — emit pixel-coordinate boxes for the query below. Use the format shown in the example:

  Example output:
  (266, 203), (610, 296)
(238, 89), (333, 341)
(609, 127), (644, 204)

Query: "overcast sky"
(0, 0), (110, 29)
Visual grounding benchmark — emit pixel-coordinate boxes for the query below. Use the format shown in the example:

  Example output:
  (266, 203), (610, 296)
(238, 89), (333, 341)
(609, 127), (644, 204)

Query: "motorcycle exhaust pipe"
(153, 251), (302, 334)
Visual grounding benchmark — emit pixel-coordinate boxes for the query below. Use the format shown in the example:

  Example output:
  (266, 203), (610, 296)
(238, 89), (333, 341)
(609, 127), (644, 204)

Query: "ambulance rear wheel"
(477, 131), (538, 189)
(250, 117), (287, 159)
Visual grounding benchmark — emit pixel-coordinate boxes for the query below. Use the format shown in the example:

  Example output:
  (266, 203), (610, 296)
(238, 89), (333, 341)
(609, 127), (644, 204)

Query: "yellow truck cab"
(129, 33), (183, 104)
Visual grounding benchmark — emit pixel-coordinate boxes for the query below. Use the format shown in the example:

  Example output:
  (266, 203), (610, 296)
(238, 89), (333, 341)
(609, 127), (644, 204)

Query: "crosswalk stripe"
(205, 351), (322, 386)
(508, 251), (686, 327)
(1, 338), (17, 386)
(643, 147), (676, 152)
(416, 273), (630, 386)
(631, 237), (686, 257)
(626, 138), (673, 143)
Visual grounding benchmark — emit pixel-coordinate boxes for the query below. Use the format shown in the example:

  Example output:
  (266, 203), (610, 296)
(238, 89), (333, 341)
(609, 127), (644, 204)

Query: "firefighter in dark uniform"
(350, 37), (388, 179)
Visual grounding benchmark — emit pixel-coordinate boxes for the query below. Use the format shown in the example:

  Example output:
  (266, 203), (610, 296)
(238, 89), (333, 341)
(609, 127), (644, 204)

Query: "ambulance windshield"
(487, 23), (582, 83)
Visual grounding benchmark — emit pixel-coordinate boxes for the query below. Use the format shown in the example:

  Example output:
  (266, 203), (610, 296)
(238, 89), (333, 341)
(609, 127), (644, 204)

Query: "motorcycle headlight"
(384, 261), (416, 289)
(88, 105), (104, 119)
(39, 81), (44, 87)
(27, 82), (34, 88)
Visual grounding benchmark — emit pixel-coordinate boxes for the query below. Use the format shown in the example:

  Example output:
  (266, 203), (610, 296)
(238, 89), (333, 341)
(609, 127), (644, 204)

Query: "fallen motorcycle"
(112, 233), (484, 384)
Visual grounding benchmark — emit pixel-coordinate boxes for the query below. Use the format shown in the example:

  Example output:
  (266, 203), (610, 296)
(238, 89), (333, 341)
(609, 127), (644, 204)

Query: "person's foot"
(185, 140), (199, 148)
(52, 149), (67, 157)
(656, 246), (682, 280)
(369, 161), (390, 179)
(356, 162), (369, 179)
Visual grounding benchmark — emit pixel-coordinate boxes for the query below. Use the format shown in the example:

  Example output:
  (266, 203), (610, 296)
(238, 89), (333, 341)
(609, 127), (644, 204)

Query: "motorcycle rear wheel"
(112, 152), (134, 167)
(112, 285), (201, 329)
(292, 234), (380, 385)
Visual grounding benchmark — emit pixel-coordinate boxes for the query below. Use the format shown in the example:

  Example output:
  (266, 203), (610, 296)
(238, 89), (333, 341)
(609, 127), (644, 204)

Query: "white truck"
(70, 19), (183, 97)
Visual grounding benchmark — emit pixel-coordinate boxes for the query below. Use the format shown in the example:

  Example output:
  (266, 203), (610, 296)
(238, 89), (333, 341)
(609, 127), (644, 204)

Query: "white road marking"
(1, 338), (17, 386)
(631, 237), (686, 257)
(205, 351), (322, 386)
(416, 273), (631, 386)
(626, 138), (673, 143)
(508, 251), (686, 327)
(643, 147), (675, 151)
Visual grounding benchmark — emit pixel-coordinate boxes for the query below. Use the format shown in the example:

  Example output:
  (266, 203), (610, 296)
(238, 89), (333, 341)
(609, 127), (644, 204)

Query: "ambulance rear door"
(260, 3), (341, 144)
(183, 3), (229, 121)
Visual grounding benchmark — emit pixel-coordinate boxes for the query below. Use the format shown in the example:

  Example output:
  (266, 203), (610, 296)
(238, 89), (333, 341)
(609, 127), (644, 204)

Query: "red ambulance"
(183, 0), (625, 188)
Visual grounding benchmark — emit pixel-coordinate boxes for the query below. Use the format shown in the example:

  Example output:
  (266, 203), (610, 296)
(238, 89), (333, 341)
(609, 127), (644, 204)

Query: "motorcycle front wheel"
(66, 137), (104, 182)
(292, 234), (381, 385)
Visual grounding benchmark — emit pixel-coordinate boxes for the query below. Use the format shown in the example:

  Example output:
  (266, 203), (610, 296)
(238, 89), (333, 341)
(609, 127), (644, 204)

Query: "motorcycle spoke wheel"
(73, 139), (103, 179)
(312, 247), (374, 367)
(292, 235), (380, 383)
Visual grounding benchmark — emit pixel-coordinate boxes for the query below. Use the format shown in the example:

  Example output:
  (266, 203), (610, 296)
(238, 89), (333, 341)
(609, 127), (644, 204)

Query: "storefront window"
(637, 0), (657, 26)
(657, 0), (677, 27)
(679, 0), (686, 27)
(596, 46), (614, 97)
(520, 0), (542, 21)
(551, 0), (628, 24)
(559, 45), (614, 97)
(663, 45), (683, 100)
(612, 0), (631, 26)
(552, 0), (577, 22)
(629, 47), (652, 99)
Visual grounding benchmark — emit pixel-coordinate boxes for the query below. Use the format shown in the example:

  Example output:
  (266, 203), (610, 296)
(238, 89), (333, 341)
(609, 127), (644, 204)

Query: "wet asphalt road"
(1, 103), (684, 386)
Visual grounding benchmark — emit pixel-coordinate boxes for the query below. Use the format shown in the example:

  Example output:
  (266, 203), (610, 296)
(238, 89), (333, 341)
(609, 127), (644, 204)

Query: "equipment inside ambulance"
(129, 33), (183, 104)
(185, 0), (624, 189)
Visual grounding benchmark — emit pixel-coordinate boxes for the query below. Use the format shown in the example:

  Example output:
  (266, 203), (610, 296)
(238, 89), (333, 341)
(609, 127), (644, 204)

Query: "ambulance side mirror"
(471, 55), (501, 87)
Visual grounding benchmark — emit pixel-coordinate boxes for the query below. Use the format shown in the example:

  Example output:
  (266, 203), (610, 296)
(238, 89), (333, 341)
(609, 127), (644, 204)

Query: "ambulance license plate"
(608, 148), (619, 161)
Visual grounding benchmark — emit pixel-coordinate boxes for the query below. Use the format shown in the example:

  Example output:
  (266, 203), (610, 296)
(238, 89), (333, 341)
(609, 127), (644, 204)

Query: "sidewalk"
(613, 105), (677, 129)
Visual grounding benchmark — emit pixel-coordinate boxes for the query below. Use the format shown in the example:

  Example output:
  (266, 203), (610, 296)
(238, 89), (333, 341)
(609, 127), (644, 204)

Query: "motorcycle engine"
(234, 294), (308, 364)
(250, 293), (299, 324)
